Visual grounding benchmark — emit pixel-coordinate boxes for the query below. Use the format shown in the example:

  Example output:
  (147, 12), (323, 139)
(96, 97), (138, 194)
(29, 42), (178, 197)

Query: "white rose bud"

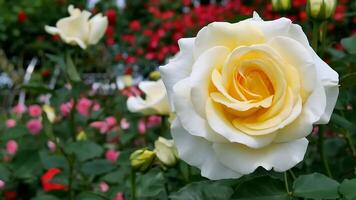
(154, 137), (178, 166)
(127, 79), (170, 115)
(307, 0), (337, 20)
(45, 5), (108, 49)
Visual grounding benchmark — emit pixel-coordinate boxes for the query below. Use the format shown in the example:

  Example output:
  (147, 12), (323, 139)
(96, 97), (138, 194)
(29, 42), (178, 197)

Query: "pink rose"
(113, 192), (124, 200)
(5, 119), (16, 128)
(138, 119), (146, 135)
(146, 115), (162, 128)
(6, 140), (18, 155)
(120, 118), (130, 130)
(105, 149), (120, 163)
(60, 101), (73, 117)
(90, 121), (110, 134)
(0, 180), (5, 190)
(76, 97), (92, 117)
(28, 105), (42, 117)
(26, 119), (43, 135)
(47, 141), (57, 152)
(12, 103), (27, 114)
(99, 182), (109, 193)
(105, 116), (117, 128)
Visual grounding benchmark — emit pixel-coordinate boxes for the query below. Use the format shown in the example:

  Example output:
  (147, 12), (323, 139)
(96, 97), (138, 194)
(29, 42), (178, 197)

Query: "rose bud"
(272, 0), (292, 11)
(130, 149), (155, 172)
(307, 0), (337, 20)
(154, 137), (179, 166)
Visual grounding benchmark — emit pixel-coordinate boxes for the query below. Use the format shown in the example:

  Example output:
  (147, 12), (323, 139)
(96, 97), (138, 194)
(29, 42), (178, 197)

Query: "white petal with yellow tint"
(88, 13), (108, 44)
(213, 138), (308, 174)
(173, 78), (226, 142)
(194, 22), (265, 59)
(206, 98), (276, 148)
(190, 46), (230, 117)
(160, 38), (195, 111)
(171, 119), (242, 180)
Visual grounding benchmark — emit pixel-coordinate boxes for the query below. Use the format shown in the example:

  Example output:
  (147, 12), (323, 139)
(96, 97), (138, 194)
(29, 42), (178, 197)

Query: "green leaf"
(0, 125), (27, 141)
(331, 114), (356, 132)
(293, 173), (340, 199)
(340, 73), (356, 89)
(81, 159), (115, 176)
(339, 179), (356, 200)
(21, 83), (54, 94)
(65, 141), (103, 162)
(170, 180), (234, 200)
(341, 35), (356, 54)
(137, 168), (165, 198)
(232, 176), (288, 200)
(0, 164), (10, 181)
(31, 194), (60, 200)
(39, 151), (68, 170)
(66, 53), (81, 82)
(12, 150), (42, 181)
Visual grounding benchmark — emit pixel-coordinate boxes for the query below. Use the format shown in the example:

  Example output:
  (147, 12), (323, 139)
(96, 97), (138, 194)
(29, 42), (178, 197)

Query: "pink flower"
(0, 180), (5, 190)
(105, 116), (117, 128)
(6, 140), (18, 155)
(28, 105), (42, 117)
(138, 119), (146, 135)
(76, 98), (92, 117)
(92, 102), (101, 111)
(146, 115), (162, 128)
(113, 192), (124, 200)
(60, 102), (73, 117)
(47, 141), (56, 152)
(120, 118), (130, 130)
(90, 121), (110, 134)
(5, 119), (16, 128)
(99, 182), (109, 193)
(26, 119), (42, 135)
(105, 149), (120, 163)
(12, 103), (27, 114)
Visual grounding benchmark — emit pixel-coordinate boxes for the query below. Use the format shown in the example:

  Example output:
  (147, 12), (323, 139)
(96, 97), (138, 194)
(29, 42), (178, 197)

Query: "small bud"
(76, 130), (87, 141)
(149, 71), (161, 80)
(154, 137), (178, 166)
(307, 0), (337, 21)
(130, 149), (155, 172)
(43, 105), (56, 123)
(272, 0), (291, 12)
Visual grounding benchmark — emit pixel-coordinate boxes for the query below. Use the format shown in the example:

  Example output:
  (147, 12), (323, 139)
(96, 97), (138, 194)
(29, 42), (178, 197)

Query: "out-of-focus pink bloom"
(90, 121), (110, 134)
(26, 119), (42, 135)
(60, 102), (73, 117)
(12, 104), (27, 114)
(312, 126), (319, 136)
(28, 105), (42, 117)
(6, 140), (18, 155)
(6, 119), (16, 128)
(113, 192), (124, 200)
(99, 182), (109, 193)
(92, 102), (101, 111)
(147, 115), (162, 128)
(0, 180), (5, 190)
(138, 119), (146, 135)
(120, 118), (130, 130)
(76, 97), (92, 117)
(47, 141), (56, 152)
(105, 149), (120, 163)
(105, 116), (117, 128)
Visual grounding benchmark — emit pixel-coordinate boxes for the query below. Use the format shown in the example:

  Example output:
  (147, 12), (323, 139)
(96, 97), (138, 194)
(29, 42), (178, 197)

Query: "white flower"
(45, 5), (108, 49)
(308, 0), (337, 20)
(154, 137), (178, 166)
(160, 12), (339, 180)
(127, 79), (170, 115)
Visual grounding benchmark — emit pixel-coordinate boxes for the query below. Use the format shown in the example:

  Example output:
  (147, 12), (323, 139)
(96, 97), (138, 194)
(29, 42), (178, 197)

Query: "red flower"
(129, 20), (141, 31)
(41, 168), (67, 192)
(5, 191), (17, 200)
(106, 9), (117, 25)
(17, 11), (27, 23)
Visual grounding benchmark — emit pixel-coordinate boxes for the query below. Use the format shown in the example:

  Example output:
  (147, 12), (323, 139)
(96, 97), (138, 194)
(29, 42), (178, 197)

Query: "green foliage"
(64, 141), (103, 162)
(339, 179), (356, 200)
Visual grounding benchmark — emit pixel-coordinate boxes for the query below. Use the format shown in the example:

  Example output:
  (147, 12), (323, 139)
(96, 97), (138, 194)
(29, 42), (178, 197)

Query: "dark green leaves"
(341, 35), (356, 54)
(293, 173), (340, 199)
(170, 181), (234, 200)
(81, 159), (115, 176)
(339, 179), (356, 200)
(137, 169), (166, 198)
(0, 125), (27, 140)
(64, 141), (103, 162)
(340, 73), (356, 89)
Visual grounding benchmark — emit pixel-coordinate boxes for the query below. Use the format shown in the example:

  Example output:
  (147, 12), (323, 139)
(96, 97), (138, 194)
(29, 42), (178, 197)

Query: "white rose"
(127, 79), (170, 115)
(160, 12), (339, 180)
(154, 137), (179, 166)
(308, 0), (336, 20)
(45, 5), (108, 49)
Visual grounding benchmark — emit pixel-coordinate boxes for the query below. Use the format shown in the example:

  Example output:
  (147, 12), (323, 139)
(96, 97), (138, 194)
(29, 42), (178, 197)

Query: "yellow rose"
(127, 79), (170, 115)
(160, 12), (339, 180)
(45, 5), (108, 49)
